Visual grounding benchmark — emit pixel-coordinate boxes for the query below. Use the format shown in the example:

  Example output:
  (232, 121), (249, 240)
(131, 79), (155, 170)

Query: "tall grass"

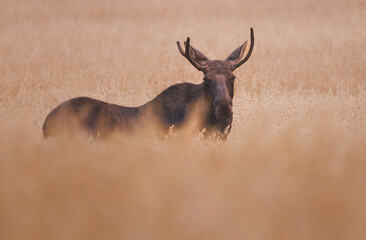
(1, 0), (365, 239)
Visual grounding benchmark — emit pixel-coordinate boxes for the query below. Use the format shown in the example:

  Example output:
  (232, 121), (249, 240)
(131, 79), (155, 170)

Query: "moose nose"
(214, 99), (232, 108)
(214, 100), (233, 121)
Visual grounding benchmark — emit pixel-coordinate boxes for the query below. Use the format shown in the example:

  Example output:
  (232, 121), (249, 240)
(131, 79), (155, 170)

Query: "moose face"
(203, 60), (235, 123)
(177, 28), (254, 124)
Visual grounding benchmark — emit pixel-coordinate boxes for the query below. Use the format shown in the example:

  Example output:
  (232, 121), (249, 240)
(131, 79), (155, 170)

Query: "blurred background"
(0, 0), (365, 239)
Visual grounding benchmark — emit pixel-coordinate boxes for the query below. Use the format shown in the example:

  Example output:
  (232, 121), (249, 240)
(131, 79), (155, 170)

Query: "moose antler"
(232, 28), (255, 70)
(177, 37), (206, 71)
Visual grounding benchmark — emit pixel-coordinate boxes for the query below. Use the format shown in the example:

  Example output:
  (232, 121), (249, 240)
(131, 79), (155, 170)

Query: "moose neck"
(137, 82), (215, 128)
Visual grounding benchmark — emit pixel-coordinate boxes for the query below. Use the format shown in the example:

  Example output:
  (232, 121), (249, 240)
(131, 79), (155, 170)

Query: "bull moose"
(43, 28), (254, 140)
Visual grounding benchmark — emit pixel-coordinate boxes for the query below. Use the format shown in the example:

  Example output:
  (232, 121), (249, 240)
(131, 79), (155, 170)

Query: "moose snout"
(214, 100), (233, 122)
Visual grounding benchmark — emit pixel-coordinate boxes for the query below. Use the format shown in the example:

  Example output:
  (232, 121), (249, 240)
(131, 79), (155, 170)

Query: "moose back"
(43, 28), (255, 140)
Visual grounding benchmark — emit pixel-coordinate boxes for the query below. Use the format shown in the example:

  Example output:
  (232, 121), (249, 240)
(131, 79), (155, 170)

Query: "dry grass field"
(1, 0), (366, 239)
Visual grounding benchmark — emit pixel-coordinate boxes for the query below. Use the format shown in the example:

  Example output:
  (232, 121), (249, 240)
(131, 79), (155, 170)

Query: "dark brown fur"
(43, 28), (255, 140)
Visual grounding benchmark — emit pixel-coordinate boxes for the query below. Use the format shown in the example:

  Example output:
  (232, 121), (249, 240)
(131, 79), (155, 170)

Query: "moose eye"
(229, 77), (236, 84)
(203, 78), (210, 85)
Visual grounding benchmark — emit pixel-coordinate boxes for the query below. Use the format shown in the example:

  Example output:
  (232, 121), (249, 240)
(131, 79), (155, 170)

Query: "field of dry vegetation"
(1, 0), (366, 239)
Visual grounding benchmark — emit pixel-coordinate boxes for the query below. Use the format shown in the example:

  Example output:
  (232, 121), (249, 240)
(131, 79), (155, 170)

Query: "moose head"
(177, 28), (254, 125)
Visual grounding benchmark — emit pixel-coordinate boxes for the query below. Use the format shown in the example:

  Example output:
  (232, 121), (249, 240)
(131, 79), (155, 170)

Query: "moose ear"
(177, 37), (208, 71)
(226, 41), (248, 66)
(185, 42), (209, 66)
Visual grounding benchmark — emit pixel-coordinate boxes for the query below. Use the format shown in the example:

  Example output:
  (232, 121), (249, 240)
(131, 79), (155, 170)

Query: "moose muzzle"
(214, 99), (233, 124)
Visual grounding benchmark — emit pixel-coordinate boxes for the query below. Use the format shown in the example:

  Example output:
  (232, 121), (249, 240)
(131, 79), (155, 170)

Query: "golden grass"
(1, 0), (366, 239)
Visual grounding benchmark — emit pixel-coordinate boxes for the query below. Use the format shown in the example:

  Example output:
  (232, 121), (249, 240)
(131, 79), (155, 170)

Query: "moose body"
(43, 83), (223, 139)
(43, 28), (254, 140)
